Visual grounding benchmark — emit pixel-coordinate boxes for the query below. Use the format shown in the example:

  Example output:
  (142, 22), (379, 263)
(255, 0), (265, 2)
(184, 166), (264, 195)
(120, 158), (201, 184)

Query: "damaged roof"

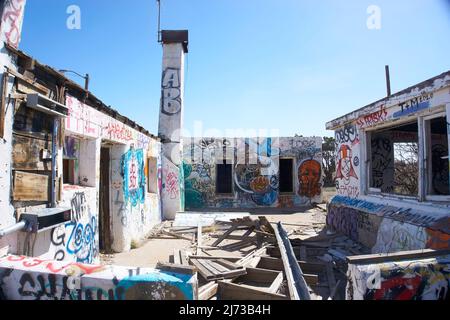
(5, 43), (160, 141)
(326, 70), (450, 130)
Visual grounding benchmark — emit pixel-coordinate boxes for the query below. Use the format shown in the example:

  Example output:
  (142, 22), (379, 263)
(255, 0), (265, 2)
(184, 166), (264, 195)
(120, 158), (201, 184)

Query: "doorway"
(99, 146), (112, 253)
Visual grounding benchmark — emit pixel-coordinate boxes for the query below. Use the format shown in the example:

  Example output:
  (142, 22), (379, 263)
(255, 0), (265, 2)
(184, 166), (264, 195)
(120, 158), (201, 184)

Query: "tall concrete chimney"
(158, 30), (188, 220)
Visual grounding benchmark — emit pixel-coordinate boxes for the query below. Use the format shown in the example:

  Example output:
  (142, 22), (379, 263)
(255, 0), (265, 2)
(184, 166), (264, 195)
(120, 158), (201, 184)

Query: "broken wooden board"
(13, 170), (49, 202)
(190, 258), (247, 281)
(232, 267), (283, 294)
(12, 133), (52, 171)
(156, 262), (196, 275)
(217, 281), (289, 300)
(198, 282), (219, 300)
(346, 248), (450, 265)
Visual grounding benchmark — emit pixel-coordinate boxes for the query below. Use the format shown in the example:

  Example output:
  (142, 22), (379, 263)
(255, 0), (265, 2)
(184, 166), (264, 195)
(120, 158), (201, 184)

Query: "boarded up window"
(279, 158), (294, 193)
(216, 164), (233, 194)
(13, 171), (49, 202)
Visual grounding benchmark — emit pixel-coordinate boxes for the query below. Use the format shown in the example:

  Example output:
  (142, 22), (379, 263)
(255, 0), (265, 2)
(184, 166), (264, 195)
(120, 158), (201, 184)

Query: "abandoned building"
(182, 136), (323, 210)
(326, 70), (450, 299)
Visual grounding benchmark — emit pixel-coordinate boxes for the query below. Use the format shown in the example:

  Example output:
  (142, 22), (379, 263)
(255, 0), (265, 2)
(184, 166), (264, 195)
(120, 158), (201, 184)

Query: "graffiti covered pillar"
(158, 30), (188, 220)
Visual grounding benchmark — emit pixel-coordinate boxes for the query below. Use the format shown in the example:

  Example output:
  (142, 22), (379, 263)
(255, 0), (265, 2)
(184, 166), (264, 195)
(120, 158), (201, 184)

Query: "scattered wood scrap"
(190, 257), (247, 281)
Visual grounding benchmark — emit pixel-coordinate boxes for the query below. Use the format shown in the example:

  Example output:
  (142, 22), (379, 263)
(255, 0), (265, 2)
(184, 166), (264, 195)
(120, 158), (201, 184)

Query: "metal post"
(85, 73), (89, 91)
(385, 65), (391, 97)
(51, 118), (59, 208)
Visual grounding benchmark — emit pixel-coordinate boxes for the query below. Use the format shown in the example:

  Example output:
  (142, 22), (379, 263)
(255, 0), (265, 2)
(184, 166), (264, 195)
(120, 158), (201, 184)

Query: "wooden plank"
(237, 246), (268, 266)
(187, 255), (241, 262)
(257, 256), (325, 275)
(197, 223), (203, 247)
(235, 267), (282, 284)
(212, 225), (238, 247)
(220, 238), (256, 251)
(217, 268), (247, 279)
(197, 259), (222, 276)
(215, 259), (243, 270)
(210, 234), (257, 241)
(161, 230), (192, 241)
(6, 67), (49, 95)
(155, 262), (196, 275)
(217, 281), (289, 300)
(209, 260), (229, 273)
(173, 249), (181, 264)
(198, 282), (218, 300)
(346, 249), (450, 265)
(268, 272), (284, 294)
(13, 171), (49, 201)
(180, 250), (189, 266)
(190, 258), (214, 280)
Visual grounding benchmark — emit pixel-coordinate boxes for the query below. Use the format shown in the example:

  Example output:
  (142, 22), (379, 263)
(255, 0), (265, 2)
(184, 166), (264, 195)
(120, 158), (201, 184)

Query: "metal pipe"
(0, 221), (26, 238)
(51, 118), (59, 208)
(385, 65), (391, 97)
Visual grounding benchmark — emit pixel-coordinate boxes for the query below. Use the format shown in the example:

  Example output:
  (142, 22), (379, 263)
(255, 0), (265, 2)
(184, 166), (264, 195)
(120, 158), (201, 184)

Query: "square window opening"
(216, 163), (233, 194)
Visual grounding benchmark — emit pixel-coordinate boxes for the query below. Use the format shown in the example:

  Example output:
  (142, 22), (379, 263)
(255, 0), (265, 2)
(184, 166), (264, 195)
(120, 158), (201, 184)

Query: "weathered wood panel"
(12, 133), (52, 171)
(13, 171), (49, 201)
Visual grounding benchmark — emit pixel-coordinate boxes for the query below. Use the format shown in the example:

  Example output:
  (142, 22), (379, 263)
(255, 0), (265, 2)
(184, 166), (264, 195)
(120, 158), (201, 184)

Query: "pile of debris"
(153, 216), (352, 300)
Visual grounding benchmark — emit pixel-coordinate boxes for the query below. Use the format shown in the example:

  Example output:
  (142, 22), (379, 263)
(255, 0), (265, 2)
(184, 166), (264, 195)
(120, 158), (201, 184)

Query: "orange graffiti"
(298, 160), (321, 198)
(250, 176), (270, 193)
(426, 228), (450, 250)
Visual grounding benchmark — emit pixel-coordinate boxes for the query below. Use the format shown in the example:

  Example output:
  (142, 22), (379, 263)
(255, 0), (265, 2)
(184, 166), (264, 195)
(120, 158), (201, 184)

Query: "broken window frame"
(363, 106), (450, 204)
(365, 119), (420, 200)
(422, 111), (450, 202)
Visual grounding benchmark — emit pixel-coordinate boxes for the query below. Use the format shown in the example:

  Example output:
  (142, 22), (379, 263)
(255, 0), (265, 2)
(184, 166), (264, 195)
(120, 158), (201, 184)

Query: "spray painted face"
(336, 144), (358, 182)
(298, 160), (321, 198)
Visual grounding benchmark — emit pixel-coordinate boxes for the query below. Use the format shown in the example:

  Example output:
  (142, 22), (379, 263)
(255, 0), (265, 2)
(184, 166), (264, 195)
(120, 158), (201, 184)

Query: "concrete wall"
(182, 136), (323, 210)
(0, 0), (26, 256)
(346, 254), (450, 300)
(0, 254), (197, 300)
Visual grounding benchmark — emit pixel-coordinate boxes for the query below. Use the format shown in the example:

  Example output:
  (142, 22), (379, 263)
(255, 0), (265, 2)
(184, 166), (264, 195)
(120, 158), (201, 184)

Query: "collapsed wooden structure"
(153, 216), (343, 300)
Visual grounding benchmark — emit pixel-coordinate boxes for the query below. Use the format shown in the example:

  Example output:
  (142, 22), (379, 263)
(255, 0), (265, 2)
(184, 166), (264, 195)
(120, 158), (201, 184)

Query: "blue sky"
(20, 0), (450, 137)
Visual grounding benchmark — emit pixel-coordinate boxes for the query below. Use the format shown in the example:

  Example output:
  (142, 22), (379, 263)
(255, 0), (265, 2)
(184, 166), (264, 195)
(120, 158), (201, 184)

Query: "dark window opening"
(279, 158), (294, 193)
(216, 164), (233, 194)
(63, 159), (75, 185)
(427, 116), (449, 195)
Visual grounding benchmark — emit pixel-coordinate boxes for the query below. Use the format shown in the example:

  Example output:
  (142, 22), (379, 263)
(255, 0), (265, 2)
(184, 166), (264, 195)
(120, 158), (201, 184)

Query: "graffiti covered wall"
(346, 254), (450, 300)
(327, 195), (450, 253)
(0, 255), (197, 300)
(0, 0), (27, 255)
(182, 137), (323, 210)
(64, 95), (162, 253)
